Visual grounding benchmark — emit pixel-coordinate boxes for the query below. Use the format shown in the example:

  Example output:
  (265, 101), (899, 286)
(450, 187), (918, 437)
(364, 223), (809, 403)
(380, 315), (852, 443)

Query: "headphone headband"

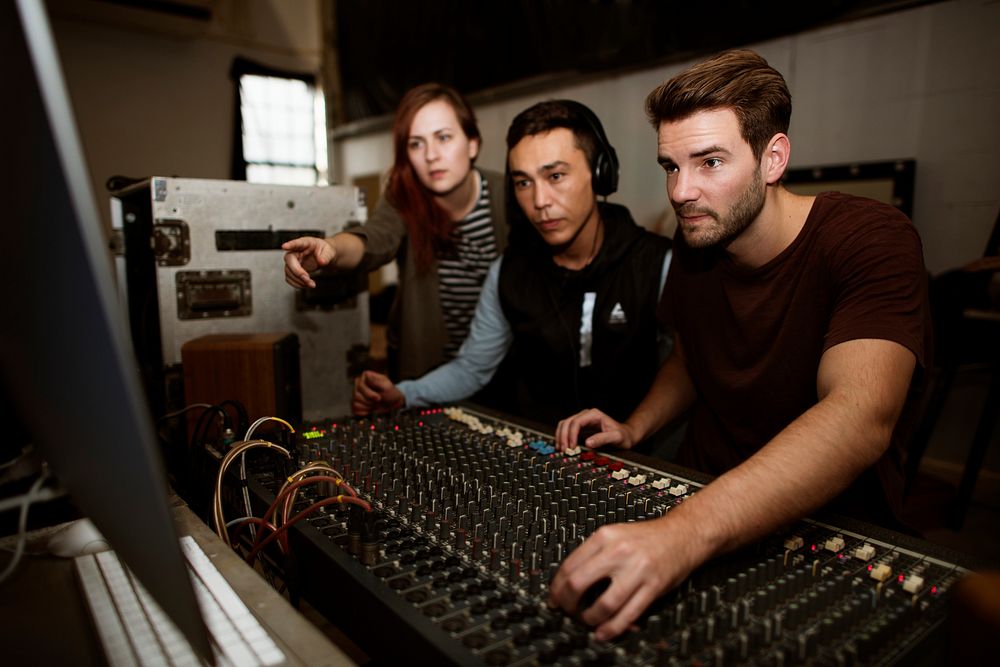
(555, 100), (619, 197)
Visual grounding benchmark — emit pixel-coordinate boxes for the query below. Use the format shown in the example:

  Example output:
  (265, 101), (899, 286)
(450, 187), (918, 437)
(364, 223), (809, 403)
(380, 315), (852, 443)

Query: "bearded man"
(551, 49), (930, 641)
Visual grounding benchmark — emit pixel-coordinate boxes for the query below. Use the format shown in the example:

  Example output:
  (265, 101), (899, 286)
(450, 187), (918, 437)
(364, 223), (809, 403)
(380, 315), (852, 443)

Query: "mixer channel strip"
(246, 406), (968, 666)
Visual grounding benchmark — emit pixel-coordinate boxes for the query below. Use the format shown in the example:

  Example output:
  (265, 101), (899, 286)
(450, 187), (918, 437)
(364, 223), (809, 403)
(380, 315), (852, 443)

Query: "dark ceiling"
(334, 0), (942, 125)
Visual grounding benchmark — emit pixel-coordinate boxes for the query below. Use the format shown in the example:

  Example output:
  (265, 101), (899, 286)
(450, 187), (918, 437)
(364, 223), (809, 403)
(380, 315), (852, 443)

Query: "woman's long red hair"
(384, 83), (481, 273)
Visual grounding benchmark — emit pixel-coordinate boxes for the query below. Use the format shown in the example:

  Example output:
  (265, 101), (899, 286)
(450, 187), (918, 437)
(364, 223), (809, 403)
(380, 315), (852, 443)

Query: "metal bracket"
(109, 229), (125, 257)
(153, 218), (190, 266)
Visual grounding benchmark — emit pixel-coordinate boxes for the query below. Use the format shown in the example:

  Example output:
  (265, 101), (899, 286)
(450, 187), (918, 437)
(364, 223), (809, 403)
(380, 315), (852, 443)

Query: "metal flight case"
(112, 176), (370, 422)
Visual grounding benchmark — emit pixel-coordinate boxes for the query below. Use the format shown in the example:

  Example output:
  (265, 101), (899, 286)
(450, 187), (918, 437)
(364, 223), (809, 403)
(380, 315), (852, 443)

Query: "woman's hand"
(282, 236), (337, 289)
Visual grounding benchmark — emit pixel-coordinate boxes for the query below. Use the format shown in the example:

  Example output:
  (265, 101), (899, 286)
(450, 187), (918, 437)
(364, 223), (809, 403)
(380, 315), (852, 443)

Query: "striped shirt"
(438, 170), (498, 358)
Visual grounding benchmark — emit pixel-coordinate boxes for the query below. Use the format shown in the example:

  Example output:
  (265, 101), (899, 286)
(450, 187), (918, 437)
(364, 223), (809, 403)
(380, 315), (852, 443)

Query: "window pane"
(246, 164), (318, 186)
(240, 73), (327, 185)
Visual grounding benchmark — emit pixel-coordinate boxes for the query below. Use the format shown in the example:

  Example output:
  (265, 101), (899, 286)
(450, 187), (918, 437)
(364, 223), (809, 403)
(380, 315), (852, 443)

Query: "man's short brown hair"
(645, 49), (792, 160)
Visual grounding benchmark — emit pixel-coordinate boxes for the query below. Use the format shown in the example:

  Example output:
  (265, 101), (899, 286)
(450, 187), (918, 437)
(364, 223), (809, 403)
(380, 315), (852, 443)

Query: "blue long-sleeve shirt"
(398, 250), (672, 408)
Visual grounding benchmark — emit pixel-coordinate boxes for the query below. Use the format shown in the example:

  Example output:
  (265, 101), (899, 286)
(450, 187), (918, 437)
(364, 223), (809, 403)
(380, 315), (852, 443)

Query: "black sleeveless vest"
(482, 203), (671, 426)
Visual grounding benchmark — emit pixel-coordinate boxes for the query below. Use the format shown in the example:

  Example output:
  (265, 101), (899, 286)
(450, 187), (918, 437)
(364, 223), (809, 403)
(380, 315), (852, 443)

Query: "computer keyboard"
(75, 535), (287, 667)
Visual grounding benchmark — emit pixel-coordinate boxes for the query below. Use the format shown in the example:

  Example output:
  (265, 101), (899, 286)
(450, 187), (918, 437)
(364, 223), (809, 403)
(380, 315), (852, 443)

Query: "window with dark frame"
(231, 58), (328, 186)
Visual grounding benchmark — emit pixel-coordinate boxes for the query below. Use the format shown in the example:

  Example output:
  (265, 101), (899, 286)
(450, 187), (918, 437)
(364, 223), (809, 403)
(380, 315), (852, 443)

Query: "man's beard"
(676, 168), (765, 249)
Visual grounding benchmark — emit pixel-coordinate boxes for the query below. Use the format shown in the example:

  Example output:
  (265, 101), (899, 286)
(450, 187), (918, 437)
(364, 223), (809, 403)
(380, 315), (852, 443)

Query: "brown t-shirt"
(662, 191), (930, 527)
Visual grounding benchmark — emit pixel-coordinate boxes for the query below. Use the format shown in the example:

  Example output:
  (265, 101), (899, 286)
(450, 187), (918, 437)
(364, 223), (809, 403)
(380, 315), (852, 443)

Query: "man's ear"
(763, 133), (790, 185)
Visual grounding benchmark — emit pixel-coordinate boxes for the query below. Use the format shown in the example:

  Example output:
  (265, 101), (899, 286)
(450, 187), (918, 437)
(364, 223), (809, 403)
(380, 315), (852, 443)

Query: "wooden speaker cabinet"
(181, 333), (302, 427)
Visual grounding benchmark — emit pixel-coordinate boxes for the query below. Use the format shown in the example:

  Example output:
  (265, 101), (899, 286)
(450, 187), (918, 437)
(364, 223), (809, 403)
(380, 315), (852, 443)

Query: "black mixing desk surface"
(245, 405), (971, 666)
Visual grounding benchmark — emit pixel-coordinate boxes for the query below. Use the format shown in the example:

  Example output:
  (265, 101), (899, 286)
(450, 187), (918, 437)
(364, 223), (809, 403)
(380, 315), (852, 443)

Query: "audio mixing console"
(245, 405), (971, 666)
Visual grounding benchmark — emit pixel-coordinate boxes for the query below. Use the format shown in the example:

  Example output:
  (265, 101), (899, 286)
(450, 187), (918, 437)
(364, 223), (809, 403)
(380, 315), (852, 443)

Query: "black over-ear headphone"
(556, 100), (620, 197)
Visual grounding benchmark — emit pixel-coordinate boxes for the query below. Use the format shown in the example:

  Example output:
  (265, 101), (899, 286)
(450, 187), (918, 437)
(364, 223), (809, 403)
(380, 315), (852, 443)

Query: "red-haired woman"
(283, 84), (507, 380)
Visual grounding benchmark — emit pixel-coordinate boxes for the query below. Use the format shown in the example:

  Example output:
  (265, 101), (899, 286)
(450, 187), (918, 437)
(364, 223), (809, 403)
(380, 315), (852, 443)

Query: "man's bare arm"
(549, 337), (917, 639)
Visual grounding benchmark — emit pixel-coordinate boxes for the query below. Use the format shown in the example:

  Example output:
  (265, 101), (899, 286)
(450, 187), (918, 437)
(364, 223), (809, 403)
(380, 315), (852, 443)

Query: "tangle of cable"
(245, 493), (371, 567)
(213, 439), (290, 546)
(0, 470), (57, 584)
(239, 418), (295, 543)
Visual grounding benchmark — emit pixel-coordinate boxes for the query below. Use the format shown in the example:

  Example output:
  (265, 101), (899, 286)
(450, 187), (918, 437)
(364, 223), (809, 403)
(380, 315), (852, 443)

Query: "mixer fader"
(248, 405), (970, 666)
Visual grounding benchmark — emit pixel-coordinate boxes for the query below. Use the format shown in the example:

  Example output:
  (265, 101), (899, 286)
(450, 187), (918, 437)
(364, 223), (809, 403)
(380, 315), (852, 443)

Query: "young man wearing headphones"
(353, 100), (672, 426)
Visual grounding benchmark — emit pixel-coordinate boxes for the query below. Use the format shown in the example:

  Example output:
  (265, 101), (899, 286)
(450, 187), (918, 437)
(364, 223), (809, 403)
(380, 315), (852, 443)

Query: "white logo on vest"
(608, 302), (627, 325)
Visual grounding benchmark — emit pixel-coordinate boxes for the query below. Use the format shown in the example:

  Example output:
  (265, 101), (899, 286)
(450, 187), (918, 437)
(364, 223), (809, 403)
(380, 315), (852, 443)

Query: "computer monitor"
(1, 0), (212, 660)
